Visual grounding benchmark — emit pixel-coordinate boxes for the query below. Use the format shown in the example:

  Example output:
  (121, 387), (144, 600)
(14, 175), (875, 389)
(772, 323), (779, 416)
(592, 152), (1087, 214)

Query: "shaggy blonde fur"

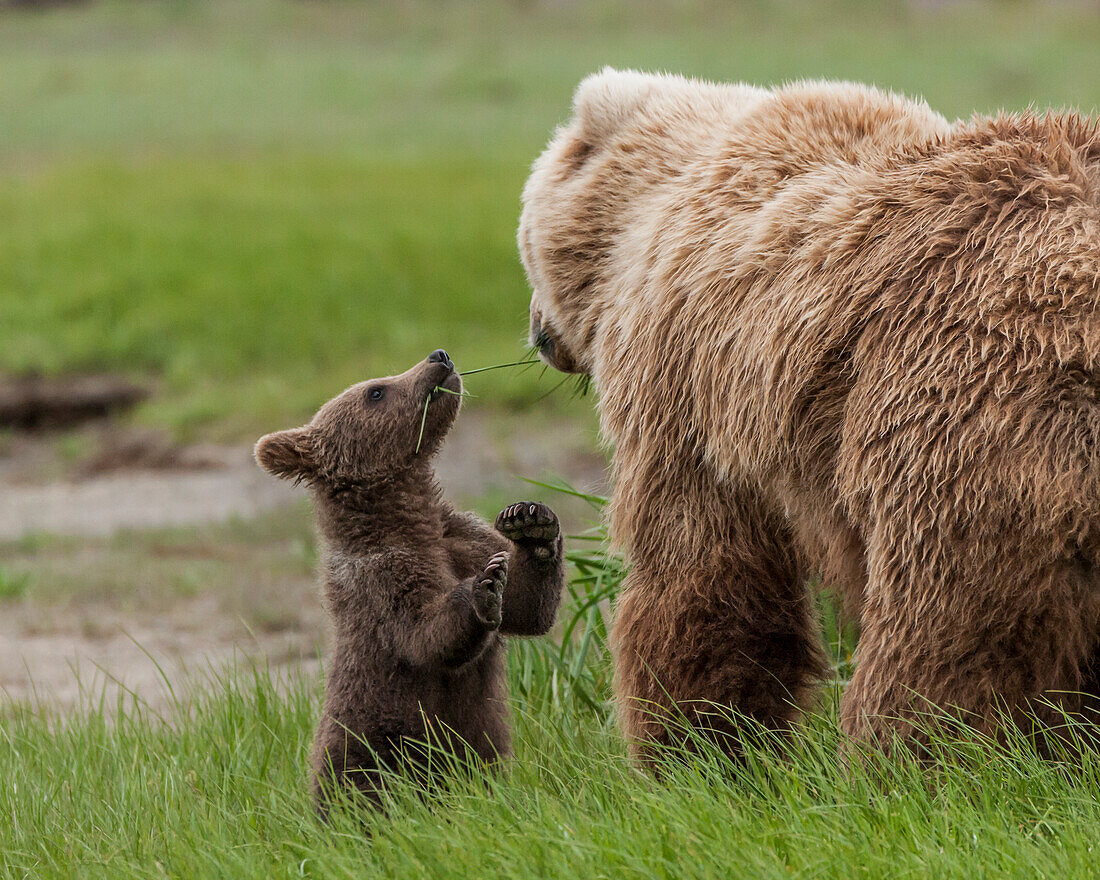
(519, 68), (1100, 759)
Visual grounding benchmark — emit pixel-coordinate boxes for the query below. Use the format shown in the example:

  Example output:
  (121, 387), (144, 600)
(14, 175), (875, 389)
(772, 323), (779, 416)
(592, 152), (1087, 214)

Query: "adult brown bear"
(519, 68), (1100, 761)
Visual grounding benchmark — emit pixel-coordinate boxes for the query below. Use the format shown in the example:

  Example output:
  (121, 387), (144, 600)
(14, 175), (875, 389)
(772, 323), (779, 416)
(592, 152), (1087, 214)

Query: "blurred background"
(2, 0), (1098, 709)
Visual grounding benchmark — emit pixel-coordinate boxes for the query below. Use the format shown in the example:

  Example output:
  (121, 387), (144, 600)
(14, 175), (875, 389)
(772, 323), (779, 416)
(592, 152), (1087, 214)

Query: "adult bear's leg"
(1080, 649), (1100, 735)
(840, 508), (1100, 757)
(612, 465), (828, 765)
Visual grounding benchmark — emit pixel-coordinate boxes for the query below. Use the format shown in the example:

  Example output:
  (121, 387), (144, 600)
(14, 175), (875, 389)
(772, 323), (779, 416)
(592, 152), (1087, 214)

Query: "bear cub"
(254, 350), (565, 810)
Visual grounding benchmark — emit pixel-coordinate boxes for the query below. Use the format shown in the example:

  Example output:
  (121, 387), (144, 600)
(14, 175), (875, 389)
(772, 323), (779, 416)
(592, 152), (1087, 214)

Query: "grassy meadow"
(5, 0), (1100, 876)
(5, 549), (1100, 880)
(3, 0), (1100, 436)
(5, 510), (1100, 880)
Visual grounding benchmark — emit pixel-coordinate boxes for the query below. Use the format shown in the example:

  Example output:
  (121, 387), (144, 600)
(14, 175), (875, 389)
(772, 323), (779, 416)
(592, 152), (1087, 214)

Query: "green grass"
(2, 0), (1100, 437)
(0, 566), (32, 601)
(0, 156), (543, 438)
(4, 493), (1100, 878)
(5, 634), (1100, 878)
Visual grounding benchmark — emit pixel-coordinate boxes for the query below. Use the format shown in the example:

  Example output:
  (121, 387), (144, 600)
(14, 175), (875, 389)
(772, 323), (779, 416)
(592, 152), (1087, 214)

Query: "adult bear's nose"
(428, 349), (453, 369)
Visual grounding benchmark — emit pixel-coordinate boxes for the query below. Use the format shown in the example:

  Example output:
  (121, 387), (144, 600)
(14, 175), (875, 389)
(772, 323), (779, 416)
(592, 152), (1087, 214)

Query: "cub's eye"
(366, 387), (385, 403)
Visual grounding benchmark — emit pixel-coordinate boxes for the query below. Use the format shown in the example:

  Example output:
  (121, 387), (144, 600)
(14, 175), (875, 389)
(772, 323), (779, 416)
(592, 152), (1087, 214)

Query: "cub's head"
(254, 350), (461, 487)
(519, 68), (766, 376)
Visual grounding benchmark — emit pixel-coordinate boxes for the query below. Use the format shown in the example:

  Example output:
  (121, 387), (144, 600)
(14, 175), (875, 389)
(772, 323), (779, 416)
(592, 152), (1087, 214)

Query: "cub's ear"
(254, 427), (316, 481)
(572, 67), (659, 146)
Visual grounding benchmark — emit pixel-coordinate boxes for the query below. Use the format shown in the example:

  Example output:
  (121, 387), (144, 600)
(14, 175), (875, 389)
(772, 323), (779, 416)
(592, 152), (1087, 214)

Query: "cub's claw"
(495, 502), (561, 550)
(472, 551), (508, 627)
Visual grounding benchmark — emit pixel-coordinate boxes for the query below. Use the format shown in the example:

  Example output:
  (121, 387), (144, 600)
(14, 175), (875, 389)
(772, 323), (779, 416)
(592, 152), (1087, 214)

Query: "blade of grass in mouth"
(414, 393), (431, 454)
(415, 386), (472, 454)
(459, 358), (539, 376)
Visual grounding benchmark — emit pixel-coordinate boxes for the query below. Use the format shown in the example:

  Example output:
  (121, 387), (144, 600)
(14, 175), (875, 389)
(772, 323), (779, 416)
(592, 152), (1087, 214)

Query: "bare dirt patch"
(0, 598), (320, 712)
(0, 410), (606, 539)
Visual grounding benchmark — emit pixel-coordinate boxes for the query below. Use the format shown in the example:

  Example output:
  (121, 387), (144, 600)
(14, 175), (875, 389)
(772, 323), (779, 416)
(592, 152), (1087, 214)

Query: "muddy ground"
(0, 409), (607, 712)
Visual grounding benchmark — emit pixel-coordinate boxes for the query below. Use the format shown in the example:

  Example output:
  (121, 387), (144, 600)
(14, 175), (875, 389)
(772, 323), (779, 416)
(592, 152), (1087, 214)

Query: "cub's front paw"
(495, 501), (560, 542)
(495, 502), (561, 559)
(472, 551), (508, 628)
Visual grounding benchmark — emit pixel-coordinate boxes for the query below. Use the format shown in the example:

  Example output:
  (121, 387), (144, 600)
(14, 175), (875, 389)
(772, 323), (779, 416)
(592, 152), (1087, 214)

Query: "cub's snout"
(427, 348), (453, 369)
(422, 349), (461, 400)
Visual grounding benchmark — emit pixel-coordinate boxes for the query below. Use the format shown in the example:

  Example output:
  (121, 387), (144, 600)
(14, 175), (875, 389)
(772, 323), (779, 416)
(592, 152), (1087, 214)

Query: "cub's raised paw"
(495, 502), (561, 558)
(472, 551), (508, 628)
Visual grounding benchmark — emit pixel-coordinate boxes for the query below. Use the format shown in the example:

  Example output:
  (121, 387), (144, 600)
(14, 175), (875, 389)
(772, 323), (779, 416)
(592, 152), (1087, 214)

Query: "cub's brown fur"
(255, 352), (564, 808)
(520, 69), (1100, 760)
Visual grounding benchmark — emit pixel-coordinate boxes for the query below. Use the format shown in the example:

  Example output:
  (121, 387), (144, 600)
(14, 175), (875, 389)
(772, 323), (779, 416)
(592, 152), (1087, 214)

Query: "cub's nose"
(428, 349), (453, 369)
